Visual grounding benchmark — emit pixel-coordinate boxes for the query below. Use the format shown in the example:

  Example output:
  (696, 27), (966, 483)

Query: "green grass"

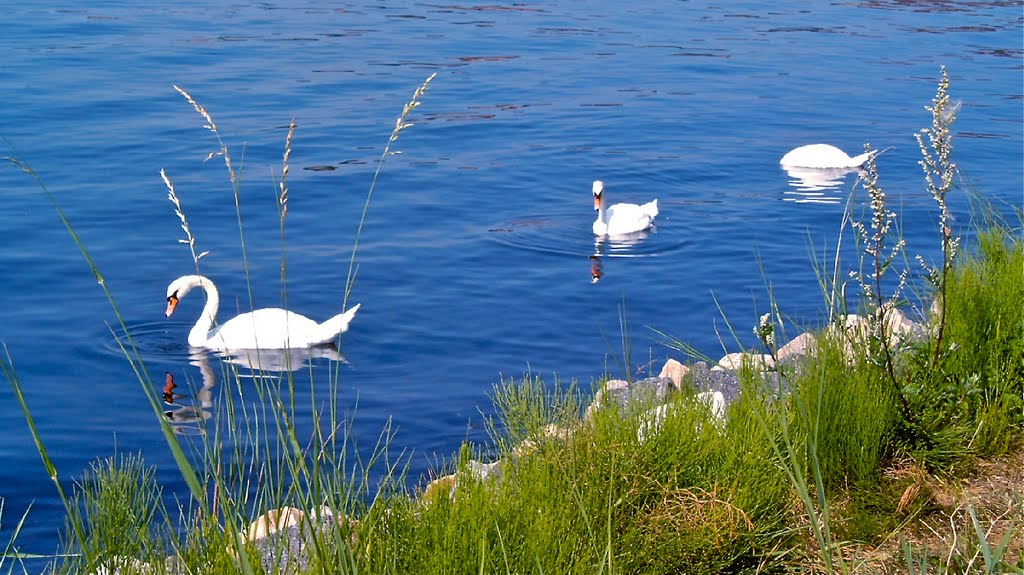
(355, 378), (789, 574)
(2, 70), (1022, 574)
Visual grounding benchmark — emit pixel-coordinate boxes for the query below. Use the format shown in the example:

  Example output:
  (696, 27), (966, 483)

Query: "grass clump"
(57, 454), (169, 575)
(357, 378), (789, 574)
(919, 223), (1024, 457)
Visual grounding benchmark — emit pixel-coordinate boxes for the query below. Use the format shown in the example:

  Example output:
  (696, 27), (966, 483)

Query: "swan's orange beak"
(593, 193), (602, 211)
(165, 294), (179, 318)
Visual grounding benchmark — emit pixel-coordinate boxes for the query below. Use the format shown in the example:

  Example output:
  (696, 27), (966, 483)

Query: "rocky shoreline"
(91, 308), (927, 575)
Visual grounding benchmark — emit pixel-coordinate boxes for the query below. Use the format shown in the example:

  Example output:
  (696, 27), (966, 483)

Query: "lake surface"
(0, 0), (1020, 555)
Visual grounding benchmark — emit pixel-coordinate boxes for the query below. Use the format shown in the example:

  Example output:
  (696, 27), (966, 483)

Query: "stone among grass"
(712, 352), (774, 372)
(658, 358), (690, 387)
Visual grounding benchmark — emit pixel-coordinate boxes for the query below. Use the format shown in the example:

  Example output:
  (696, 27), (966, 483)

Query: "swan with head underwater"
(165, 275), (360, 351)
(591, 180), (658, 236)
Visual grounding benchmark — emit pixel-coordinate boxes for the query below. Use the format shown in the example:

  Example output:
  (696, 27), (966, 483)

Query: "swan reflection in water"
(781, 165), (865, 205)
(162, 350), (217, 435)
(589, 255), (603, 283)
(589, 228), (652, 283)
(163, 345), (347, 434)
(216, 344), (346, 375)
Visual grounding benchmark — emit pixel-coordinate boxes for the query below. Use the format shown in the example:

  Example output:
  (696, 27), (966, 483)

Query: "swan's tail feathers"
(641, 199), (659, 219)
(850, 149), (879, 167)
(310, 303), (362, 345)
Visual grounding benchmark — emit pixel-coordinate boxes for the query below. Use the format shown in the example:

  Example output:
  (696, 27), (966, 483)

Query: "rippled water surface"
(0, 1), (1020, 553)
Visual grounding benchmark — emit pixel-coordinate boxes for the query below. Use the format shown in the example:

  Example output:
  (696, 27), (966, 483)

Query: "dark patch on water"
(958, 131), (1011, 139)
(457, 55), (518, 62)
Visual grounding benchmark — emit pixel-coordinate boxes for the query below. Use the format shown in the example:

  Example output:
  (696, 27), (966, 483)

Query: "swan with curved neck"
(592, 180), (658, 236)
(165, 275), (360, 351)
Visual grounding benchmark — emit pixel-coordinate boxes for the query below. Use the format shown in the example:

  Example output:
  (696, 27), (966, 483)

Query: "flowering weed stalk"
(914, 66), (961, 367)
(849, 144), (911, 418)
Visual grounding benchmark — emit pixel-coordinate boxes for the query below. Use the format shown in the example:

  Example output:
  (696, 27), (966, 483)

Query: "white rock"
(420, 458), (506, 504)
(696, 390), (727, 422)
(637, 403), (671, 442)
(88, 557), (155, 575)
(585, 377), (673, 421)
(778, 332), (817, 361)
(834, 313), (870, 338)
(636, 391), (726, 442)
(467, 459), (503, 481)
(511, 423), (572, 457)
(246, 506), (304, 542)
(713, 352), (774, 372)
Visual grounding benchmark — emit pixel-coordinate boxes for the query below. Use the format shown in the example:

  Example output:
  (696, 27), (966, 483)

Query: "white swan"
(592, 180), (658, 236)
(165, 275), (360, 351)
(779, 144), (876, 169)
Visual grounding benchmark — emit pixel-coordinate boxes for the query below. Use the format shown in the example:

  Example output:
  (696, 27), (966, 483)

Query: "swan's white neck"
(594, 181), (608, 226)
(183, 276), (219, 347)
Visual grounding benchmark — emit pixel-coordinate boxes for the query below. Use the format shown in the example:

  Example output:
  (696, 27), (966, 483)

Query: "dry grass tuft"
(642, 486), (755, 533)
(851, 453), (1024, 574)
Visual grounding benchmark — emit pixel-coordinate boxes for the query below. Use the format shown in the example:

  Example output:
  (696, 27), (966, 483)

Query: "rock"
(468, 459), (503, 481)
(778, 332), (816, 362)
(828, 309), (925, 361)
(698, 390), (727, 421)
(636, 391), (727, 442)
(838, 313), (869, 331)
(825, 314), (869, 361)
(422, 474), (457, 502)
(511, 424), (572, 457)
(247, 506), (304, 542)
(712, 353), (774, 372)
(687, 361), (740, 399)
(585, 376), (674, 421)
(87, 557), (156, 575)
(689, 360), (780, 402)
(880, 305), (923, 339)
(249, 508), (346, 574)
(658, 358), (689, 388)
(637, 403), (671, 442)
(420, 458), (505, 504)
(231, 505), (358, 573)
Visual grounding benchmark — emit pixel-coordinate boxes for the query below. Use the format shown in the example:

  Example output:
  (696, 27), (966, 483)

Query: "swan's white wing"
(207, 308), (321, 350)
(603, 201), (657, 235)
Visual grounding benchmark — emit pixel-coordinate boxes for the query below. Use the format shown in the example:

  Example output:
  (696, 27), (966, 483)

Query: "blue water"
(0, 1), (1020, 555)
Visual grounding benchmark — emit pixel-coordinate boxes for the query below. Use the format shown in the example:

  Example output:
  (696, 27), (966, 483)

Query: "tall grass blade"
(0, 347), (87, 554)
(343, 72), (436, 310)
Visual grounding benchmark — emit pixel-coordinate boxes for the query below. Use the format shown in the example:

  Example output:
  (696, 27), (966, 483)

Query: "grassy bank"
(3, 70), (1022, 574)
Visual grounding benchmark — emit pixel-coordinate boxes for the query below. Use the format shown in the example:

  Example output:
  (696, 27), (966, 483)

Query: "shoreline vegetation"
(3, 69), (1022, 574)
